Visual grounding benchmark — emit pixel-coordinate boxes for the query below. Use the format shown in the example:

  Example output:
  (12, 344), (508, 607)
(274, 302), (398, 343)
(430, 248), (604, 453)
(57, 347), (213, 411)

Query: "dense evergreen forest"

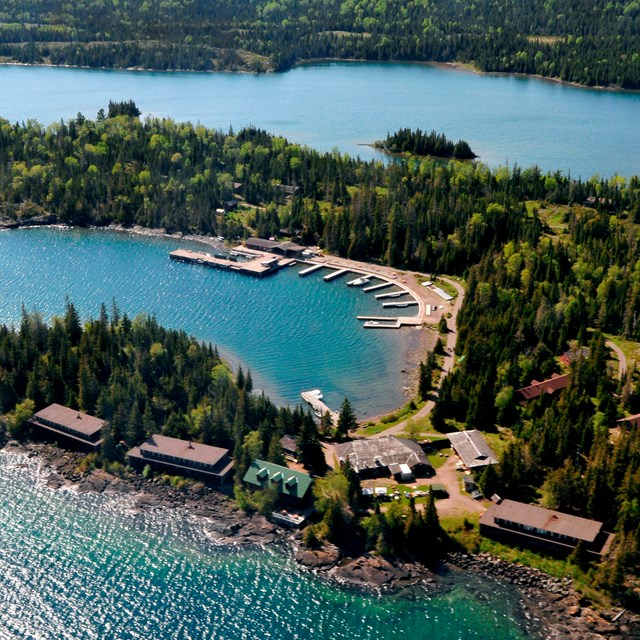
(375, 128), (476, 160)
(1, 110), (640, 593)
(0, 303), (327, 477)
(1, 0), (640, 88)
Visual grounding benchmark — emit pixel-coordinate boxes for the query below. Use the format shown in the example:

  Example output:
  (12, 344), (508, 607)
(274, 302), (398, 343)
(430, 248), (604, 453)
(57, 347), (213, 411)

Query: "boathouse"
(480, 499), (615, 557)
(28, 403), (106, 450)
(335, 436), (433, 480)
(243, 459), (313, 504)
(447, 430), (498, 470)
(127, 434), (234, 485)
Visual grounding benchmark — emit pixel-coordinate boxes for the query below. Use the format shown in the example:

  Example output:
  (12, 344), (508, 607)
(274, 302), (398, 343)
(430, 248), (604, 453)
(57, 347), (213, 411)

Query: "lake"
(1, 62), (640, 177)
(0, 227), (424, 418)
(0, 449), (537, 640)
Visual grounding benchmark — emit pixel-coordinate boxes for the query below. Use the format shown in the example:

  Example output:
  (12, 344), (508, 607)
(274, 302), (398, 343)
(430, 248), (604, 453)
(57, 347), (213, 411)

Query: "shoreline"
(0, 219), (430, 420)
(4, 439), (639, 639)
(2, 58), (638, 96)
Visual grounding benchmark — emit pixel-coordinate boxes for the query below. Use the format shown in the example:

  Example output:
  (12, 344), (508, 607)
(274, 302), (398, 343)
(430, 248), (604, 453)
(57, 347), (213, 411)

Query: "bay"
(1, 61), (640, 177)
(0, 450), (535, 640)
(0, 226), (423, 418)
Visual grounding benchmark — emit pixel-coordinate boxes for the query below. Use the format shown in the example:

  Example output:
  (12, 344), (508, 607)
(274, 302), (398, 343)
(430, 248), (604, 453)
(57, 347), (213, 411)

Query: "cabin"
(28, 403), (106, 450)
(242, 459), (313, 504)
(447, 430), (498, 470)
(224, 199), (239, 212)
(479, 499), (615, 557)
(127, 434), (234, 486)
(559, 346), (590, 368)
(335, 436), (433, 481)
(515, 373), (570, 403)
(279, 435), (299, 461)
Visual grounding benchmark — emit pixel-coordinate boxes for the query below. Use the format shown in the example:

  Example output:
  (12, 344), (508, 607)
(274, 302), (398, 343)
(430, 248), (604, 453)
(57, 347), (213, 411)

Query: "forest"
(375, 128), (476, 160)
(1, 110), (640, 593)
(0, 0), (640, 88)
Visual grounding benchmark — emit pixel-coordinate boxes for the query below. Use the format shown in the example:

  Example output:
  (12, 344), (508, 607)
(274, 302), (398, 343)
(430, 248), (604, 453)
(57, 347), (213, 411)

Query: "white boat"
(347, 275), (372, 287)
(308, 389), (323, 400)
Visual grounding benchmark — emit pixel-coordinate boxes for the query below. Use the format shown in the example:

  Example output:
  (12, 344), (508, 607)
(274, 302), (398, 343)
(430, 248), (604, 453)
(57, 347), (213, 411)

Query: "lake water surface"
(1, 62), (640, 177)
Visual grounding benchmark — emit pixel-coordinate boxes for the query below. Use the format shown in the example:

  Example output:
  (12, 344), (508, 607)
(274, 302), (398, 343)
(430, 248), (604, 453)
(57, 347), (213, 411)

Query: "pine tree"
(336, 397), (357, 440)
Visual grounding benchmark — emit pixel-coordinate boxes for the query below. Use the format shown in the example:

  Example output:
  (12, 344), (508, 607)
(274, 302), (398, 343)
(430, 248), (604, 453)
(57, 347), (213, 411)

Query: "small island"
(374, 128), (477, 160)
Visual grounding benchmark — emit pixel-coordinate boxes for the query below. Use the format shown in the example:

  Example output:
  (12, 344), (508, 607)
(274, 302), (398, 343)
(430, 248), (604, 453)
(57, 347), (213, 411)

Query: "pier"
(363, 320), (401, 329)
(298, 263), (324, 277)
(357, 315), (423, 327)
(323, 268), (349, 282)
(363, 281), (394, 293)
(300, 391), (339, 425)
(375, 290), (409, 300)
(170, 248), (294, 277)
(382, 300), (419, 308)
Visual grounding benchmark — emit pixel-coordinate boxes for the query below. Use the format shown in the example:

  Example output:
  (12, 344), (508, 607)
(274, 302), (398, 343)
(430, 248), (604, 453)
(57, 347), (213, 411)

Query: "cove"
(1, 62), (640, 178)
(0, 450), (534, 640)
(0, 227), (424, 417)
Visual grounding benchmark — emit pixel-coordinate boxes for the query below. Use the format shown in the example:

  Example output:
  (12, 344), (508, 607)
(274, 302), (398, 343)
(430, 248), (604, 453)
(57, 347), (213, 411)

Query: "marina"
(170, 248), (294, 277)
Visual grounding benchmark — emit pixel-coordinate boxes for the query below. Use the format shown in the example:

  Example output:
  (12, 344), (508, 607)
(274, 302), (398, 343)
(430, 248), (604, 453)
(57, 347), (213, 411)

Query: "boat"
(347, 275), (372, 287)
(308, 389), (323, 400)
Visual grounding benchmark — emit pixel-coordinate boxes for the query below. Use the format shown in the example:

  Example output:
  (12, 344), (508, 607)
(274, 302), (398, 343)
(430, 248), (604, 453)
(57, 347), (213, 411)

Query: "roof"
(32, 403), (106, 437)
(481, 499), (603, 543)
(276, 241), (306, 252)
(279, 435), (298, 454)
(515, 373), (570, 401)
(447, 430), (498, 469)
(245, 238), (280, 250)
(243, 459), (313, 500)
(617, 413), (640, 428)
(137, 434), (231, 467)
(334, 436), (432, 474)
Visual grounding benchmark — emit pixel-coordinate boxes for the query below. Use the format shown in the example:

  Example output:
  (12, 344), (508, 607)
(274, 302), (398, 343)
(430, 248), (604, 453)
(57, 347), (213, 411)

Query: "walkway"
(606, 339), (627, 380)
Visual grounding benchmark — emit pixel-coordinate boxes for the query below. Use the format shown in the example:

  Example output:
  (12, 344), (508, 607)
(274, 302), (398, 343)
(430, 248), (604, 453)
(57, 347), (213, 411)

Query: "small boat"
(347, 275), (372, 287)
(308, 389), (323, 400)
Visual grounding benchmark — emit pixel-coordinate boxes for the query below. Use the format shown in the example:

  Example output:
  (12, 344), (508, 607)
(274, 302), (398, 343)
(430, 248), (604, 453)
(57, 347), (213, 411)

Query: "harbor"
(170, 248), (295, 277)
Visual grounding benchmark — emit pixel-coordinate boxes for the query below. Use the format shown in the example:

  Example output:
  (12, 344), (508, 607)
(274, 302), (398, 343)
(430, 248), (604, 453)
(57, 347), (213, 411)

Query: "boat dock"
(357, 315), (423, 327)
(363, 281), (393, 293)
(363, 320), (401, 329)
(375, 290), (409, 300)
(382, 300), (419, 308)
(324, 268), (349, 282)
(298, 263), (324, 277)
(170, 248), (294, 277)
(300, 391), (339, 425)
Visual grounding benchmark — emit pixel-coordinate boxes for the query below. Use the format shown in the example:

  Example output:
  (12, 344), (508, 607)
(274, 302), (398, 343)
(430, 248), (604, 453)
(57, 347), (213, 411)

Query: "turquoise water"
(0, 450), (534, 640)
(0, 227), (422, 417)
(2, 62), (640, 177)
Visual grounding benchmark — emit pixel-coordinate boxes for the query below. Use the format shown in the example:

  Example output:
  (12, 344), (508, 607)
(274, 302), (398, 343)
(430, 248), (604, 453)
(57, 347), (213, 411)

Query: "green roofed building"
(243, 459), (313, 503)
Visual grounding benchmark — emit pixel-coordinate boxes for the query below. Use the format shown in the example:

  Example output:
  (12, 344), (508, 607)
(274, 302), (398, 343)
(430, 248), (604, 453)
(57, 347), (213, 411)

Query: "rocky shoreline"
(4, 440), (640, 639)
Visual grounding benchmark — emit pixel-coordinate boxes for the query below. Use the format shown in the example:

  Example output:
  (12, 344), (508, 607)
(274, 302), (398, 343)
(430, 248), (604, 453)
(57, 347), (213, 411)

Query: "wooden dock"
(298, 263), (324, 277)
(363, 320), (401, 329)
(363, 281), (394, 293)
(375, 291), (409, 299)
(300, 391), (339, 425)
(170, 248), (293, 277)
(357, 315), (423, 327)
(324, 268), (349, 282)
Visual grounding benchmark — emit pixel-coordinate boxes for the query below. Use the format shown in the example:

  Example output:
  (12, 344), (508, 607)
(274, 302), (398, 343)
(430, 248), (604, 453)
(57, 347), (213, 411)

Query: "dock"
(375, 291), (409, 300)
(363, 320), (401, 329)
(363, 281), (394, 293)
(170, 248), (294, 278)
(298, 263), (324, 277)
(300, 391), (339, 425)
(324, 268), (349, 282)
(382, 300), (419, 308)
(357, 315), (423, 327)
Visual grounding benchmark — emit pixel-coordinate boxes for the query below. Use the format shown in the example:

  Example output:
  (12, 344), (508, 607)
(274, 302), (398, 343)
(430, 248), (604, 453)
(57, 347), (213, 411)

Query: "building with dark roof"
(29, 403), (106, 450)
(515, 373), (570, 403)
(245, 238), (281, 252)
(127, 434), (234, 485)
(480, 499), (614, 557)
(243, 459), (313, 503)
(447, 430), (498, 470)
(244, 237), (307, 258)
(335, 436), (433, 480)
(279, 435), (298, 461)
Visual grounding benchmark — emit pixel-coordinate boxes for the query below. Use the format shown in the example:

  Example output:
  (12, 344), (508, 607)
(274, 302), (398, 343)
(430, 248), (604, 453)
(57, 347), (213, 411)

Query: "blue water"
(1, 62), (640, 177)
(0, 450), (534, 640)
(0, 227), (422, 417)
